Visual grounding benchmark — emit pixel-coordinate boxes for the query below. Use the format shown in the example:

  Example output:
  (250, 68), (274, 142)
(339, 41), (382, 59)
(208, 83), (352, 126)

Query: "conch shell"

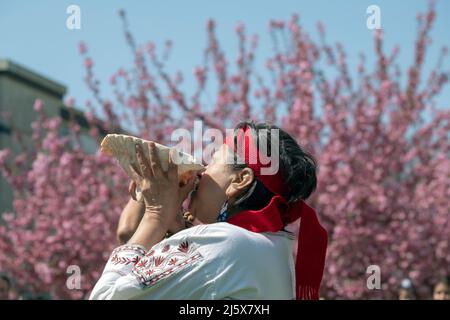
(100, 134), (204, 200)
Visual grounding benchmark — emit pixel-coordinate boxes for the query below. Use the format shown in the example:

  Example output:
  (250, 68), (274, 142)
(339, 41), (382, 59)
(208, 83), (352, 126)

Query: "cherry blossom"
(0, 3), (448, 299)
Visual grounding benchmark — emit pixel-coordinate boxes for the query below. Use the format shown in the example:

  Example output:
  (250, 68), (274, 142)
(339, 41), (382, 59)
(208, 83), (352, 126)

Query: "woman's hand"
(126, 180), (191, 237)
(128, 180), (142, 202)
(133, 142), (195, 230)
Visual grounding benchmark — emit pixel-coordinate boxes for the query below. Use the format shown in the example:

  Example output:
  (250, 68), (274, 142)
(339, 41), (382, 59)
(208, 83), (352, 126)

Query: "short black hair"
(229, 121), (318, 216)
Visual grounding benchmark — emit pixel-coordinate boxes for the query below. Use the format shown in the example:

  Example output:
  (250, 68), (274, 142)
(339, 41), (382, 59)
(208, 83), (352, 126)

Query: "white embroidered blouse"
(89, 222), (296, 300)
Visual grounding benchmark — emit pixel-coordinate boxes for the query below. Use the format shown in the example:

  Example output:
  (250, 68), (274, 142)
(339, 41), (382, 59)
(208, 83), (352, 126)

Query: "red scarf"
(224, 125), (328, 300)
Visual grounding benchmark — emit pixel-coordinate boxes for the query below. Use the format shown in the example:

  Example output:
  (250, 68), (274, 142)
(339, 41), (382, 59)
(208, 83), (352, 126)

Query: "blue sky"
(1, 0), (449, 113)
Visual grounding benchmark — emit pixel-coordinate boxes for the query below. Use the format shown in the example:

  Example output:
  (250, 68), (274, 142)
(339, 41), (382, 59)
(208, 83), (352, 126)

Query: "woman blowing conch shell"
(100, 134), (202, 236)
(91, 122), (327, 300)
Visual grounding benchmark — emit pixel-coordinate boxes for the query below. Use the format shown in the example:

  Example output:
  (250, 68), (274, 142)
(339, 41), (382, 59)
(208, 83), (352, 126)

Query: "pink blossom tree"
(0, 101), (129, 299)
(0, 3), (448, 299)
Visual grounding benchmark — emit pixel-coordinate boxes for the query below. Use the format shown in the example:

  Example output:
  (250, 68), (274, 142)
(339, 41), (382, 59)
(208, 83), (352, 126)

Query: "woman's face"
(187, 145), (240, 224)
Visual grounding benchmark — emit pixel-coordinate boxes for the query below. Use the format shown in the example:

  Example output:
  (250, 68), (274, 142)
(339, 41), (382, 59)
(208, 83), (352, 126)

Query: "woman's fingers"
(168, 148), (179, 183)
(148, 142), (165, 180)
(136, 143), (153, 179)
(129, 162), (143, 180)
(128, 180), (137, 201)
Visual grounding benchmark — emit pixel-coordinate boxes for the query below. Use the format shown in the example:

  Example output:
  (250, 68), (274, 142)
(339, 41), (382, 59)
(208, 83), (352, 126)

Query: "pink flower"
(60, 153), (72, 166)
(235, 22), (244, 34)
(65, 97), (75, 107)
(33, 99), (43, 111)
(45, 118), (62, 131)
(78, 41), (87, 55)
(34, 263), (52, 285)
(84, 58), (93, 68)
(0, 149), (11, 166)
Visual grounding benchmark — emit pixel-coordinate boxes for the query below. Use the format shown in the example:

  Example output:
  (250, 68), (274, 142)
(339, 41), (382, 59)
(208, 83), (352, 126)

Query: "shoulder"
(170, 223), (293, 261)
(173, 222), (261, 246)
(171, 222), (250, 242)
(168, 223), (249, 252)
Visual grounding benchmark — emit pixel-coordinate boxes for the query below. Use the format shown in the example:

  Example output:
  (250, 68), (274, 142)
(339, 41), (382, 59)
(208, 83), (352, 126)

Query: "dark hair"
(229, 121), (318, 214)
(434, 276), (450, 288)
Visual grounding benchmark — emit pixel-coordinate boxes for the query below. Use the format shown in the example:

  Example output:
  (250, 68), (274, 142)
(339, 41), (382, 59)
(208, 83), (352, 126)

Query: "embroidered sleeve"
(103, 245), (146, 276)
(131, 240), (203, 287)
(89, 236), (211, 300)
(89, 244), (146, 300)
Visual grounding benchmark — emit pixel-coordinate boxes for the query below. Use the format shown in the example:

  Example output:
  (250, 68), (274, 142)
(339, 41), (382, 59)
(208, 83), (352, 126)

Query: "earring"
(217, 199), (229, 222)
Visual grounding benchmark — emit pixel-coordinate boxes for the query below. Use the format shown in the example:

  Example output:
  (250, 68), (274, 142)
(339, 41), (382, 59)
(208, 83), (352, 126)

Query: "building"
(0, 59), (104, 213)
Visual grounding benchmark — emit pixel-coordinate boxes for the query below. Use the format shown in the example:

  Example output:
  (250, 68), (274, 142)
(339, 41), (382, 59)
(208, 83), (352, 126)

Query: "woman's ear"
(225, 168), (254, 199)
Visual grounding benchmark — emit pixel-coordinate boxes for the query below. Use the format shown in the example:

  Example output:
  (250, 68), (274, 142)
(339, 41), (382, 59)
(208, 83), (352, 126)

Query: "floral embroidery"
(112, 245), (146, 256)
(154, 256), (165, 267)
(132, 239), (203, 287)
(108, 245), (146, 266)
(178, 241), (189, 253)
(110, 254), (141, 266)
(136, 259), (148, 268)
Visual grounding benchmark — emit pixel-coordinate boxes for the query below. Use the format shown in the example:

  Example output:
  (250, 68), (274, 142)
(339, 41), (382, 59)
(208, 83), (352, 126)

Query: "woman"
(90, 121), (327, 300)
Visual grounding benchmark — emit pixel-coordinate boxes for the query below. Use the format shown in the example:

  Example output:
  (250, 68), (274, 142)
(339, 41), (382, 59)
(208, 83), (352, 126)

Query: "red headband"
(224, 126), (288, 197)
(224, 125), (328, 300)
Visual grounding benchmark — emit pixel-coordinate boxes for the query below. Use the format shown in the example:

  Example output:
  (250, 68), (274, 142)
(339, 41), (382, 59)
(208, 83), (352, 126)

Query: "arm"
(90, 143), (197, 300)
(122, 142), (195, 250)
(127, 209), (169, 250)
(117, 195), (145, 245)
(89, 229), (212, 300)
(117, 196), (190, 245)
(117, 179), (191, 245)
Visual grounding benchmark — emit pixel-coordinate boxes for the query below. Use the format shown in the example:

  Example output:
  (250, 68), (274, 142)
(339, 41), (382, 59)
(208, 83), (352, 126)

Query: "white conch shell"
(100, 134), (204, 200)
